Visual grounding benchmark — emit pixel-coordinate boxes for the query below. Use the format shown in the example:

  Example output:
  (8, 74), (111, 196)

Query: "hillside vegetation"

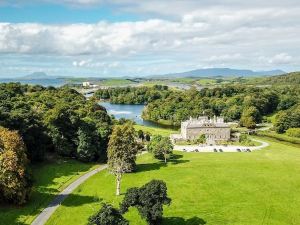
(264, 72), (300, 85)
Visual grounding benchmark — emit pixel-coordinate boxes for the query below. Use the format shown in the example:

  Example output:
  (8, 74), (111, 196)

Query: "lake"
(99, 102), (174, 129)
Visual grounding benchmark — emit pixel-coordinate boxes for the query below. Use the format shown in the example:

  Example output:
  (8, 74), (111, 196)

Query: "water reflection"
(99, 102), (177, 129)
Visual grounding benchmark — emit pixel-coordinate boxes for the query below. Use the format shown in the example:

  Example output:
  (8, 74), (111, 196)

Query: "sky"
(0, 0), (299, 78)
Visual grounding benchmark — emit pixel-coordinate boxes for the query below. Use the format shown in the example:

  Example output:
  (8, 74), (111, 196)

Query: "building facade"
(171, 116), (231, 144)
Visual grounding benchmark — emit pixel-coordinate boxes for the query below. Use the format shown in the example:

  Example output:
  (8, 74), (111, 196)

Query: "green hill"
(263, 71), (300, 85)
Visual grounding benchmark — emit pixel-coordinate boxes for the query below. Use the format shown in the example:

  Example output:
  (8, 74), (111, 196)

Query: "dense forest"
(94, 85), (171, 104)
(0, 83), (113, 163)
(0, 83), (114, 204)
(95, 73), (300, 132)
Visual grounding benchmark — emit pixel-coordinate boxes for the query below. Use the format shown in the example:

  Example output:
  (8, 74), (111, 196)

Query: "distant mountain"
(154, 68), (285, 78)
(19, 72), (60, 80)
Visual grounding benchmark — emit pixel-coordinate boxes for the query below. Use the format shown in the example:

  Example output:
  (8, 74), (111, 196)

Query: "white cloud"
(73, 60), (89, 67)
(1, 5), (299, 58)
(268, 53), (293, 65)
(0, 1), (300, 75)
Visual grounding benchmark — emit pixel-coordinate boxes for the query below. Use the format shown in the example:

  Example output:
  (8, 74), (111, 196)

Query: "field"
(0, 159), (98, 225)
(46, 138), (300, 225)
(99, 79), (136, 86)
(134, 124), (178, 137)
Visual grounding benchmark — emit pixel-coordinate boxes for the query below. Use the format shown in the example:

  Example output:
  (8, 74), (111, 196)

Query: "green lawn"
(0, 159), (98, 225)
(99, 79), (135, 86)
(134, 124), (178, 137)
(46, 138), (300, 225)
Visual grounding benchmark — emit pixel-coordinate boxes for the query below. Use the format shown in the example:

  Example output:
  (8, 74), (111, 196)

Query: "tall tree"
(107, 123), (139, 195)
(77, 120), (100, 162)
(240, 106), (261, 129)
(0, 127), (32, 205)
(147, 135), (173, 163)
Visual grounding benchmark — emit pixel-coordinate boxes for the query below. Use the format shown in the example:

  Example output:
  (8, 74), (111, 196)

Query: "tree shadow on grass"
(136, 162), (168, 172)
(171, 154), (184, 160)
(60, 193), (102, 207)
(0, 191), (100, 225)
(136, 153), (189, 173)
(163, 216), (206, 225)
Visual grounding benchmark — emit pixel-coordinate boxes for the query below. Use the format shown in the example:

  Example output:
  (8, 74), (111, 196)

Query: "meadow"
(46, 138), (300, 225)
(0, 159), (98, 225)
(133, 124), (178, 137)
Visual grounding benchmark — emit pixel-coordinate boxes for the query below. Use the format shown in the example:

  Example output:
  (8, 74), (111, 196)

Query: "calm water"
(99, 102), (175, 129)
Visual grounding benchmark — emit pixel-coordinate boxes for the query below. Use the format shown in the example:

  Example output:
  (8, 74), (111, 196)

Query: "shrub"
(257, 131), (300, 145)
(286, 128), (300, 138)
(88, 203), (128, 225)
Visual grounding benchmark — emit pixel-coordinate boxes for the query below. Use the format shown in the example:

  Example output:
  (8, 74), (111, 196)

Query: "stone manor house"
(170, 116), (231, 144)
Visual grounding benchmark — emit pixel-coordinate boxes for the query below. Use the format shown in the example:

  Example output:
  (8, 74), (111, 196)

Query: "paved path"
(31, 151), (148, 225)
(174, 139), (269, 153)
(31, 165), (108, 225)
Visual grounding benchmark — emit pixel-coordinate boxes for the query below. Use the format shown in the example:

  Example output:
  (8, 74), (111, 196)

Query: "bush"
(286, 128), (300, 138)
(274, 104), (300, 133)
(257, 131), (300, 145)
(88, 203), (128, 225)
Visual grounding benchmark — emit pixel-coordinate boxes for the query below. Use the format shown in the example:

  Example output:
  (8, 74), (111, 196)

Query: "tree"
(107, 123), (139, 195)
(77, 120), (100, 162)
(120, 180), (171, 225)
(274, 104), (300, 133)
(240, 106), (261, 129)
(88, 203), (128, 225)
(147, 135), (173, 163)
(137, 130), (145, 141)
(0, 127), (32, 205)
(45, 103), (80, 157)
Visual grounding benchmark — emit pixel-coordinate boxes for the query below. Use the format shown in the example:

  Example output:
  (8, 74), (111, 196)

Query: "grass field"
(46, 138), (300, 225)
(99, 79), (135, 86)
(134, 124), (178, 137)
(0, 159), (98, 225)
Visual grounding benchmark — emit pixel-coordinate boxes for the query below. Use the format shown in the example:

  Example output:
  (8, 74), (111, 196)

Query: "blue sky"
(0, 0), (299, 77)
(0, 3), (142, 23)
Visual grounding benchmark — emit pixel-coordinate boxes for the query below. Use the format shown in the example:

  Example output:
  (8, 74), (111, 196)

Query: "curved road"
(31, 151), (147, 225)
(31, 165), (108, 225)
